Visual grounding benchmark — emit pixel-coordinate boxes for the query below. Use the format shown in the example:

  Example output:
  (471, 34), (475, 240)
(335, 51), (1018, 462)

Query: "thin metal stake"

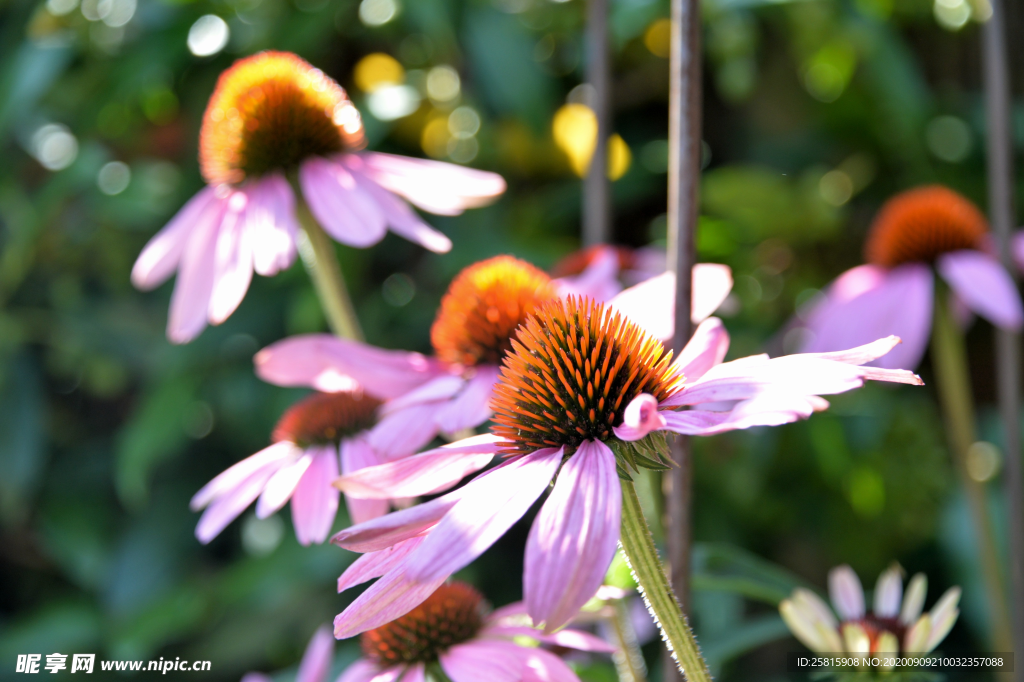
(583, 0), (611, 247)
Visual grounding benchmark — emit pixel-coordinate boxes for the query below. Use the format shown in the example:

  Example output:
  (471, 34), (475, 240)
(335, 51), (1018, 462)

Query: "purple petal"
(296, 625), (333, 682)
(671, 317), (730, 386)
(337, 536), (425, 592)
(342, 160), (452, 253)
(801, 264), (933, 371)
(524, 440), (621, 632)
(673, 357), (867, 406)
(1014, 232), (1024, 273)
(255, 335), (444, 399)
(379, 375), (466, 415)
(483, 625), (616, 653)
(406, 449), (564, 583)
(340, 437), (390, 525)
(291, 446), (341, 545)
(439, 641), (524, 682)
(432, 366), (500, 434)
(829, 565), (866, 620)
(336, 660), (390, 682)
(367, 404), (443, 461)
(191, 441), (299, 511)
(692, 263), (734, 323)
(873, 565), (903, 619)
(330, 487), (466, 553)
(241, 674), (273, 682)
(358, 152), (506, 216)
(131, 187), (219, 290)
(208, 192), (254, 325)
(335, 434), (501, 499)
(299, 157), (387, 248)
(195, 465), (280, 543)
(613, 394), (667, 441)
(608, 265), (733, 342)
(399, 663), (425, 682)
(553, 247), (623, 302)
(165, 192), (228, 343)
(661, 393), (826, 436)
(245, 173), (299, 277)
(332, 563), (448, 639)
(256, 452), (313, 518)
(938, 249), (1024, 330)
(521, 648), (582, 682)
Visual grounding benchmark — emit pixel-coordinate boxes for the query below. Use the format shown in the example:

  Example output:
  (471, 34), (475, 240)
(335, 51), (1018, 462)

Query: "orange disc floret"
(360, 582), (486, 665)
(864, 185), (988, 267)
(199, 51), (365, 186)
(550, 244), (636, 278)
(491, 296), (681, 456)
(430, 256), (558, 367)
(272, 389), (381, 447)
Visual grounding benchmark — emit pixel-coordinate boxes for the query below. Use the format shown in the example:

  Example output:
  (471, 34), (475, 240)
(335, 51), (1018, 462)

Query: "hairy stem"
(295, 201), (364, 341)
(610, 596), (648, 682)
(930, 288), (1012, 651)
(619, 480), (712, 682)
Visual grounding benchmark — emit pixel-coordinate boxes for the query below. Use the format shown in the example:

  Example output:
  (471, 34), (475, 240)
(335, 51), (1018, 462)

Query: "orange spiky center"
(864, 185), (988, 268)
(550, 244), (636, 278)
(360, 582), (486, 665)
(430, 256), (559, 368)
(199, 51), (365, 186)
(272, 390), (380, 447)
(491, 296), (681, 456)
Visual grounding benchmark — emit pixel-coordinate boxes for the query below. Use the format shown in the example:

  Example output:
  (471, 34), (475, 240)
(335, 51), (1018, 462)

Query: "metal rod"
(664, 0), (701, 677)
(982, 1), (1024, 673)
(583, 0), (610, 247)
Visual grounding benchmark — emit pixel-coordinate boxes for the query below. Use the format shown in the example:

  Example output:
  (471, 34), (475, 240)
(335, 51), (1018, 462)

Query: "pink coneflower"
(242, 625), (335, 682)
(335, 581), (613, 682)
(190, 386), (392, 545)
(798, 186), (1023, 369)
(131, 51), (505, 343)
(780, 564), (960, 664)
(327, 296), (922, 638)
(255, 254), (733, 461)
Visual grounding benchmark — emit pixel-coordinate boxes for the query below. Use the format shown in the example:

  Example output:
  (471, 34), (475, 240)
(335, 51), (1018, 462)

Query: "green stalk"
(619, 479), (712, 682)
(294, 200), (364, 341)
(610, 595), (648, 682)
(930, 287), (1012, 652)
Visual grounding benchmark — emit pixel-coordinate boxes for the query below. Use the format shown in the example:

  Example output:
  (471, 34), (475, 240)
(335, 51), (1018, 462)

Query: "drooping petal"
(166, 193), (229, 343)
(800, 264), (933, 371)
(333, 562), (448, 638)
(924, 587), (961, 652)
(368, 404), (444, 461)
(608, 266), (733, 342)
(780, 594), (842, 654)
(335, 434), (502, 499)
(337, 536), (425, 592)
(553, 246), (623, 302)
(291, 445), (341, 545)
(131, 187), (219, 290)
(255, 335), (443, 399)
(671, 317), (730, 385)
(379, 375), (467, 416)
(295, 625), (333, 682)
(191, 441), (300, 511)
(330, 487), (466, 553)
(613, 394), (667, 442)
(246, 173), (299, 277)
(399, 664), (425, 682)
(661, 393), (825, 436)
(828, 565), (865, 621)
(483, 625), (616, 653)
(300, 157), (387, 247)
(525, 441), (621, 632)
(195, 465), (281, 543)
(692, 263), (734, 323)
(521, 648), (582, 682)
(672, 358), (868, 407)
(406, 449), (564, 583)
(438, 641), (523, 682)
(336, 660), (391, 682)
(873, 564), (903, 619)
(208, 193), (254, 325)
(340, 437), (390, 524)
(937, 249), (1024, 330)
(256, 452), (313, 518)
(359, 152), (506, 216)
(432, 366), (501, 434)
(342, 160), (452, 253)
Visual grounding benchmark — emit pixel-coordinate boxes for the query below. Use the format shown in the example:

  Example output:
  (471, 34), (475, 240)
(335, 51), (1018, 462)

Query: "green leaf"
(0, 353), (46, 524)
(692, 542), (813, 605)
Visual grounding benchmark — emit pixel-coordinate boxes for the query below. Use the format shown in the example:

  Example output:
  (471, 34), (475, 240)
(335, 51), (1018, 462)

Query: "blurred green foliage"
(1, 0), (1021, 678)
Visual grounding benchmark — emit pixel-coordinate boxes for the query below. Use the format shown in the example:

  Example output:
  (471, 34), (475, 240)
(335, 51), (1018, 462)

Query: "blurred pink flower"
(337, 581), (612, 682)
(328, 297), (922, 638)
(798, 186), (1023, 369)
(256, 254), (732, 462)
(780, 564), (960, 661)
(130, 51), (504, 344)
(242, 625), (335, 682)
(190, 386), (391, 546)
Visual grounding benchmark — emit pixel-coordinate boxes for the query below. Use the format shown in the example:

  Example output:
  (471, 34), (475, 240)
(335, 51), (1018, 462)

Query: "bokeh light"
(426, 65), (461, 103)
(359, 0), (399, 27)
(353, 53), (405, 92)
(97, 161), (131, 195)
(926, 115), (972, 163)
(187, 15), (229, 57)
(32, 124), (78, 171)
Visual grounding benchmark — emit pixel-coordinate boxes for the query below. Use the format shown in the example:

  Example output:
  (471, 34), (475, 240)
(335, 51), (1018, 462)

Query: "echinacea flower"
(255, 254), (733, 462)
(335, 581), (613, 682)
(190, 385), (391, 545)
(798, 185), (1023, 369)
(780, 564), (960, 663)
(131, 51), (505, 343)
(327, 296), (922, 638)
(242, 625), (335, 682)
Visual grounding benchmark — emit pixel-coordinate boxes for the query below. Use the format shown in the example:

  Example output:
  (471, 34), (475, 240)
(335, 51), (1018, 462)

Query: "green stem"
(930, 287), (1012, 652)
(295, 200), (364, 341)
(610, 595), (648, 682)
(619, 479), (712, 682)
